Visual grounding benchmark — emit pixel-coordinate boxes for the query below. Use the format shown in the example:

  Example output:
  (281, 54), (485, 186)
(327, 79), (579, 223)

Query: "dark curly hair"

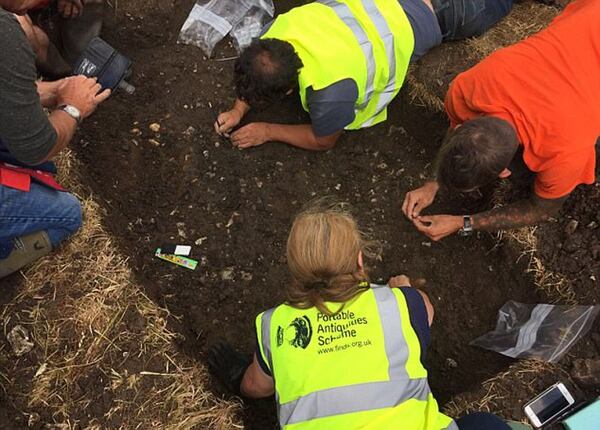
(234, 38), (303, 109)
(435, 117), (519, 192)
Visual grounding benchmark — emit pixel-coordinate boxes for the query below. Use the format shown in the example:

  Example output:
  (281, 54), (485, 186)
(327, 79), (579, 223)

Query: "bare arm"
(412, 194), (566, 241)
(37, 80), (62, 108)
(473, 194), (566, 231)
(240, 354), (275, 398)
(42, 110), (78, 161)
(40, 76), (111, 163)
(216, 98), (342, 151)
(229, 122), (342, 151)
(257, 123), (342, 151)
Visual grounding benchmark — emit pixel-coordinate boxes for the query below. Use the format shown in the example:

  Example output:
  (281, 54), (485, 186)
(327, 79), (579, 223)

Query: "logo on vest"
(277, 315), (313, 349)
(316, 310), (371, 354)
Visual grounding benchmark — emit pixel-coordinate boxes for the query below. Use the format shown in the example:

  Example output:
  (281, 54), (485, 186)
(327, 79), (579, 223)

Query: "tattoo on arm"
(473, 195), (566, 231)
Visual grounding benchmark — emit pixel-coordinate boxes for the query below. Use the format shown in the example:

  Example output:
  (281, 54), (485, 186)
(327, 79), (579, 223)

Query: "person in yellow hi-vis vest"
(214, 0), (519, 151)
(208, 201), (512, 430)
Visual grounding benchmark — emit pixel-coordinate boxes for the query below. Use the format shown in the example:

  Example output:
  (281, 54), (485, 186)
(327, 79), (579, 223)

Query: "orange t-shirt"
(445, 0), (600, 199)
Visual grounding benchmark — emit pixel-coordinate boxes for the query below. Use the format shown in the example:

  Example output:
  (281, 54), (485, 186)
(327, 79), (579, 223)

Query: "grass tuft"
(0, 150), (242, 428)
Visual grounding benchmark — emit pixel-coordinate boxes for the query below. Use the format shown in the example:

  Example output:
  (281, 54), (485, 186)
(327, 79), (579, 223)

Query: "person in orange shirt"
(402, 0), (600, 241)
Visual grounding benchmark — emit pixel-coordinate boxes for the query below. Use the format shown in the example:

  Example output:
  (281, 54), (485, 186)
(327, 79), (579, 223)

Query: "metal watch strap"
(458, 215), (473, 237)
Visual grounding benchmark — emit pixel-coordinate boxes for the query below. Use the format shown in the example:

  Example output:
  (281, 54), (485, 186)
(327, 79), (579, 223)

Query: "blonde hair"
(286, 201), (369, 315)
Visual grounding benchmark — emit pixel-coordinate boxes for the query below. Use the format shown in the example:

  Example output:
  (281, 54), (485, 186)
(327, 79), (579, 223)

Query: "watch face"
(62, 105), (81, 122)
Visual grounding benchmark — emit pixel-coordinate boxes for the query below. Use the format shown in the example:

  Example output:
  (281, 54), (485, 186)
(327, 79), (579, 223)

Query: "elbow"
(240, 375), (254, 398)
(240, 375), (265, 399)
(13, 147), (52, 167)
(315, 141), (336, 151)
(314, 135), (339, 151)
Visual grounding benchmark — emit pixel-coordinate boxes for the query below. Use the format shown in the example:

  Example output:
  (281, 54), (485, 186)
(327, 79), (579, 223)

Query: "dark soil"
(1, 1), (599, 429)
(73, 1), (542, 427)
(538, 183), (600, 303)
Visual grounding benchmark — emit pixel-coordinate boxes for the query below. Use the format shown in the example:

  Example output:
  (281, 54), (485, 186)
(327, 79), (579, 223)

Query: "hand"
(402, 181), (439, 219)
(57, 0), (84, 18)
(214, 109), (243, 137)
(413, 214), (463, 241)
(207, 342), (252, 395)
(388, 275), (411, 288)
(56, 76), (111, 119)
(231, 123), (270, 149)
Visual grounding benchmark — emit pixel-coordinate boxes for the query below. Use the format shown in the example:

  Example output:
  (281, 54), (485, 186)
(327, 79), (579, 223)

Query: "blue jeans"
(0, 183), (82, 258)
(457, 412), (511, 430)
(432, 0), (514, 41)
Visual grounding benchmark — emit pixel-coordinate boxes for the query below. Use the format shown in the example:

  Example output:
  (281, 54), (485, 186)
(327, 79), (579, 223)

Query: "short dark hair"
(234, 38), (303, 109)
(436, 117), (519, 192)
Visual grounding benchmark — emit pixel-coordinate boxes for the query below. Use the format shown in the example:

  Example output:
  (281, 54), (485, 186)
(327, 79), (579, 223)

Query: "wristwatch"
(458, 215), (474, 237)
(58, 105), (82, 124)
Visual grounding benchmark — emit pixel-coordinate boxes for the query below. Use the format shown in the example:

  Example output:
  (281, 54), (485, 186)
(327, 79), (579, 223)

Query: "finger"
(413, 278), (427, 288)
(237, 139), (254, 149)
(231, 130), (247, 143)
(82, 76), (96, 88)
(405, 195), (419, 219)
(92, 83), (102, 94)
(399, 275), (410, 284)
(412, 218), (432, 234)
(65, 3), (73, 18)
(94, 88), (111, 103)
(401, 194), (411, 217)
(412, 201), (425, 218)
(417, 216), (434, 224)
(218, 124), (234, 135)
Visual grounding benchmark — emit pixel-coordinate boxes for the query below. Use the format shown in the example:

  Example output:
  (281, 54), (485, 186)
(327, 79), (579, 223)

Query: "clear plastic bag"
(471, 301), (600, 363)
(231, 5), (272, 53)
(178, 0), (274, 57)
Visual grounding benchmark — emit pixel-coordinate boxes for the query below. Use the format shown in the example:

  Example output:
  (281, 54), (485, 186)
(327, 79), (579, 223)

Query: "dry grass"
(498, 227), (576, 304)
(405, 74), (445, 112)
(0, 150), (242, 429)
(406, 1), (560, 112)
(491, 183), (577, 304)
(464, 2), (559, 61)
(444, 359), (567, 419)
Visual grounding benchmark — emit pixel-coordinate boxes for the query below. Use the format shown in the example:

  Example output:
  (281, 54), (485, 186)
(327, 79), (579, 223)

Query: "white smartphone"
(524, 382), (575, 428)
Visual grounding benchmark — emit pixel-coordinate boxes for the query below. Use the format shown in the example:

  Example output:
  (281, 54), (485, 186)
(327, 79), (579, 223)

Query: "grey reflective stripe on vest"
(280, 377), (430, 425)
(372, 284), (409, 379)
(318, 0), (398, 120)
(278, 285), (432, 426)
(260, 307), (276, 373)
(360, 1), (397, 127)
(445, 421), (460, 430)
(318, 0), (374, 109)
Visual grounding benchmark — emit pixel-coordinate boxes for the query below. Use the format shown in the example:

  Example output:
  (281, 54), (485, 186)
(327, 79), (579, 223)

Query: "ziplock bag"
(471, 301), (599, 363)
(178, 0), (274, 57)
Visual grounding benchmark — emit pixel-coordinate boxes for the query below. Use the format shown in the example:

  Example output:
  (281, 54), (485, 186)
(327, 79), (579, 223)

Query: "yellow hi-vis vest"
(256, 284), (458, 430)
(261, 0), (414, 130)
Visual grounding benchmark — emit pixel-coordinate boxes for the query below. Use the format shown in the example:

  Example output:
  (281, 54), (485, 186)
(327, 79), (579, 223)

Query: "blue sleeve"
(255, 336), (272, 376)
(306, 79), (358, 136)
(399, 287), (430, 360)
